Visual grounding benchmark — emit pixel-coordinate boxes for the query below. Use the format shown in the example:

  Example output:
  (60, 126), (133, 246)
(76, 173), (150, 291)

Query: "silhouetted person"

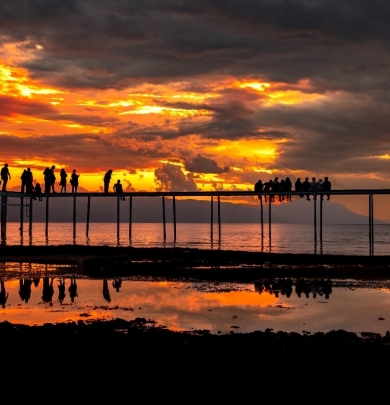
(270, 177), (279, 202)
(33, 278), (40, 287)
(103, 279), (111, 302)
(302, 177), (310, 201)
(104, 170), (113, 194)
(113, 179), (125, 200)
(19, 278), (32, 303)
(295, 178), (303, 198)
(323, 177), (331, 200)
(26, 168), (34, 193)
(43, 167), (51, 193)
(58, 278), (66, 303)
(278, 179), (285, 202)
(0, 281), (8, 308)
(20, 169), (27, 192)
(70, 169), (80, 193)
(42, 277), (54, 305)
(34, 183), (43, 201)
(68, 276), (78, 302)
(254, 179), (263, 201)
(263, 180), (271, 203)
(59, 168), (68, 193)
(112, 278), (122, 292)
(1, 163), (11, 191)
(317, 179), (324, 200)
(50, 165), (57, 193)
(285, 177), (292, 202)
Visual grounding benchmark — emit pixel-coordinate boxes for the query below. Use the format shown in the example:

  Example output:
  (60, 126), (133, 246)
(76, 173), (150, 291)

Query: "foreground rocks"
(2, 318), (390, 377)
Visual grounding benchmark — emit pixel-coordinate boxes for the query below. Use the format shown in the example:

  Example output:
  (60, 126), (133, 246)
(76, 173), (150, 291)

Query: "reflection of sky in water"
(1, 277), (390, 336)
(4, 222), (390, 255)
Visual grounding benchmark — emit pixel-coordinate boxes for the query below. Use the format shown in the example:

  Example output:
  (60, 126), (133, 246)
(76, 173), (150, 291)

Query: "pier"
(0, 189), (389, 255)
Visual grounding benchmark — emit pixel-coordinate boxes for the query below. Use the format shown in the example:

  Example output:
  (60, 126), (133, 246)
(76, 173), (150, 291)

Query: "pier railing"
(0, 189), (388, 253)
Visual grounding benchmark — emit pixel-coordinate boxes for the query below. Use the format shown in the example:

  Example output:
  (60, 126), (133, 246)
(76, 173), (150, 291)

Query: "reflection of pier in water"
(254, 278), (333, 299)
(0, 275), (390, 335)
(0, 189), (387, 253)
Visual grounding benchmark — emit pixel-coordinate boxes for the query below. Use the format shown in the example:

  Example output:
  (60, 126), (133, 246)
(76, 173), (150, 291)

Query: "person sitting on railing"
(310, 177), (319, 199)
(254, 179), (263, 201)
(302, 177), (310, 201)
(263, 180), (271, 202)
(33, 183), (43, 201)
(323, 177), (331, 200)
(113, 179), (125, 201)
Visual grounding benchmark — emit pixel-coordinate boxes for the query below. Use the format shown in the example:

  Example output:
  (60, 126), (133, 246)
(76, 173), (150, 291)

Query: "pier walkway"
(0, 189), (388, 254)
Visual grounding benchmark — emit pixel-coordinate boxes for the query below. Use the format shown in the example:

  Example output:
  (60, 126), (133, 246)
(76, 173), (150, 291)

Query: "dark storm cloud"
(0, 134), (160, 171)
(183, 154), (230, 174)
(154, 163), (198, 191)
(1, 1), (390, 91)
(0, 95), (57, 119)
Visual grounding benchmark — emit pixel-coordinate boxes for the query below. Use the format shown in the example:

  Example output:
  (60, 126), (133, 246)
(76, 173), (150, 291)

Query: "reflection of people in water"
(33, 278), (40, 288)
(42, 277), (54, 306)
(112, 278), (122, 292)
(103, 279), (111, 302)
(58, 278), (66, 303)
(0, 281), (9, 308)
(19, 279), (32, 303)
(68, 276), (78, 302)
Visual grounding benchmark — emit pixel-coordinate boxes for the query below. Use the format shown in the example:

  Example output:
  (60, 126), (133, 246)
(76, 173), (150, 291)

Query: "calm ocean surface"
(3, 222), (390, 255)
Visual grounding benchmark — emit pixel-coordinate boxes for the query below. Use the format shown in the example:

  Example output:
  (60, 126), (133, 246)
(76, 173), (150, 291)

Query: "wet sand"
(2, 245), (390, 376)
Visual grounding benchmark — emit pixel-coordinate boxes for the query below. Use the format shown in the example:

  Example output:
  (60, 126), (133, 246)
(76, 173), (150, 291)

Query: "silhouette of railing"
(0, 189), (388, 254)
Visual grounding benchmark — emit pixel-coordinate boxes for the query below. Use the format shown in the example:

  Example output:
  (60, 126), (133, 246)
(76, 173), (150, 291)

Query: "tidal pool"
(1, 275), (390, 336)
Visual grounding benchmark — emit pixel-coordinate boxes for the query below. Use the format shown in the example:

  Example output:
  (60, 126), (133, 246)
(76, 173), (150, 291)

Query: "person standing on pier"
(20, 169), (27, 192)
(43, 167), (51, 193)
(70, 169), (80, 193)
(104, 169), (113, 193)
(50, 165), (57, 193)
(25, 168), (34, 193)
(1, 163), (11, 191)
(59, 168), (68, 193)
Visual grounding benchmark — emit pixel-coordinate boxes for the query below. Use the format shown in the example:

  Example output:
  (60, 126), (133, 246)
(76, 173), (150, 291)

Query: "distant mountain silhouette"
(4, 194), (387, 224)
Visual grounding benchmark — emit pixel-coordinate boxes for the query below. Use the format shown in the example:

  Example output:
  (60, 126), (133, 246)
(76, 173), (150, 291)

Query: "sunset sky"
(1, 1), (390, 218)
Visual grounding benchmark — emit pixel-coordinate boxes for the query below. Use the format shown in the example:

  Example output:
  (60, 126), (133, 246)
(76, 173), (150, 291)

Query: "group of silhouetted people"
(255, 176), (332, 202)
(1, 163), (127, 200)
(254, 277), (333, 299)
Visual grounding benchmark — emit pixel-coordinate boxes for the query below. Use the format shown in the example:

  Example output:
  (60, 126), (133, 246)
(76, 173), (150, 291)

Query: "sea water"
(2, 222), (390, 255)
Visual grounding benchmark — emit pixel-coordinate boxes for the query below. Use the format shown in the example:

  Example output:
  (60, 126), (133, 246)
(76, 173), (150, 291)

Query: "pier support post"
(45, 196), (49, 237)
(20, 197), (24, 235)
(320, 197), (323, 243)
(173, 196), (176, 242)
(162, 196), (166, 242)
(86, 196), (91, 237)
(218, 195), (221, 241)
(210, 196), (213, 242)
(117, 195), (120, 241)
(260, 196), (264, 239)
(29, 197), (33, 237)
(1, 195), (7, 239)
(268, 195), (271, 241)
(314, 193), (317, 245)
(73, 195), (76, 240)
(129, 196), (132, 240)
